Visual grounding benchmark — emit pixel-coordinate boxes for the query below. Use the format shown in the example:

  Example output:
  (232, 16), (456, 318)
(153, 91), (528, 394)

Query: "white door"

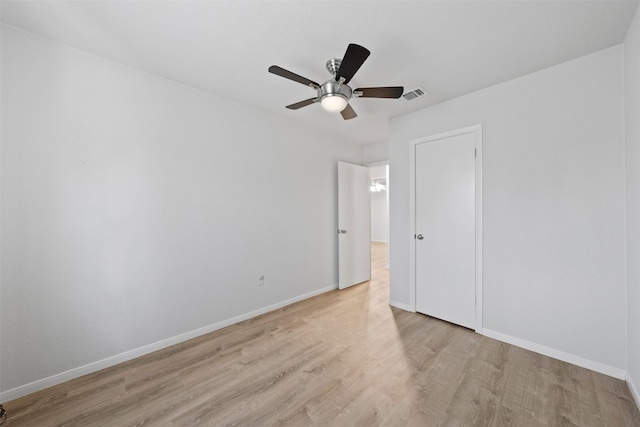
(414, 131), (477, 329)
(338, 161), (371, 289)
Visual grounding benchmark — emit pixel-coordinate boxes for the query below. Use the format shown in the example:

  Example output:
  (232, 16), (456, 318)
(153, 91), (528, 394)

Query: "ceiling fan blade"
(269, 65), (320, 89)
(286, 98), (317, 110)
(354, 86), (404, 99)
(340, 104), (357, 120)
(336, 44), (370, 84)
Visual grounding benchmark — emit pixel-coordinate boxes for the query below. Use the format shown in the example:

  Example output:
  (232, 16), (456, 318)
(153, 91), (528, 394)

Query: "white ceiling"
(1, 1), (638, 146)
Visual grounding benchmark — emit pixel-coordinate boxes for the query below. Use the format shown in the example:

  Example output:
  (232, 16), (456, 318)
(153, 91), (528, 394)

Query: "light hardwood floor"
(4, 242), (640, 426)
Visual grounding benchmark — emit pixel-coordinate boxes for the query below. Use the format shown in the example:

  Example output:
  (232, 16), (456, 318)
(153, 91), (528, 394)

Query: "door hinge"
(474, 148), (477, 158)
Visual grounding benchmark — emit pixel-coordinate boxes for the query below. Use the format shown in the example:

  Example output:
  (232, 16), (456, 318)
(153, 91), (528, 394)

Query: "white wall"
(370, 190), (388, 242)
(625, 6), (640, 406)
(390, 46), (626, 375)
(0, 25), (361, 399)
(363, 140), (388, 165)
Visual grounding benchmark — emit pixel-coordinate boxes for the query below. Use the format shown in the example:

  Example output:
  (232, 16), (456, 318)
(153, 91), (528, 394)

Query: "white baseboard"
(0, 284), (338, 403)
(389, 299), (415, 312)
(628, 373), (640, 411)
(483, 329), (626, 380)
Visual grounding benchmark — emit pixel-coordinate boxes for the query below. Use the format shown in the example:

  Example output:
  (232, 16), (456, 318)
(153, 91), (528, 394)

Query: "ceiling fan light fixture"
(318, 79), (352, 113)
(320, 94), (349, 113)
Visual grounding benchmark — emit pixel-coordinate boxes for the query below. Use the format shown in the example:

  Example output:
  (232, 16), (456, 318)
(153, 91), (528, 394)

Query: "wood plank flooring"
(4, 242), (640, 426)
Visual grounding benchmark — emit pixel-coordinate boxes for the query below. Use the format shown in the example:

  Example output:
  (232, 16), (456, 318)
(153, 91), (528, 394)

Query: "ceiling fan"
(268, 43), (404, 120)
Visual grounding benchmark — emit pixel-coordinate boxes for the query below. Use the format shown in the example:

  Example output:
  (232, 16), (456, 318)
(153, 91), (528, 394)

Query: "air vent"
(402, 86), (427, 101)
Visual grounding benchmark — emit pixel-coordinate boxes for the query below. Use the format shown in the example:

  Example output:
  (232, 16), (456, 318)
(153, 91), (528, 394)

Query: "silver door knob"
(416, 234), (424, 240)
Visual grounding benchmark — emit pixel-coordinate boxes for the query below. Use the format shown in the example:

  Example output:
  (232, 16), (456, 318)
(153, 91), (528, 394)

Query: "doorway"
(369, 163), (390, 271)
(336, 161), (390, 290)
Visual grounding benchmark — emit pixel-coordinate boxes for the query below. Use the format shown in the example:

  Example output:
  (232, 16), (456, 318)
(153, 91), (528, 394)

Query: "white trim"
(389, 300), (415, 312)
(628, 374), (640, 411)
(483, 329), (626, 380)
(408, 138), (417, 310)
(0, 284), (337, 402)
(475, 127), (484, 332)
(371, 239), (388, 243)
(409, 124), (484, 333)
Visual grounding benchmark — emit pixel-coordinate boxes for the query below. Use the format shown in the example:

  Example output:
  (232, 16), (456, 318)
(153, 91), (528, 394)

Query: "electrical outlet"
(257, 275), (264, 286)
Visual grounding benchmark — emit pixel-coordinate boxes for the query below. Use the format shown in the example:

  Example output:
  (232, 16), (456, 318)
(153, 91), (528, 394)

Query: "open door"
(338, 161), (371, 289)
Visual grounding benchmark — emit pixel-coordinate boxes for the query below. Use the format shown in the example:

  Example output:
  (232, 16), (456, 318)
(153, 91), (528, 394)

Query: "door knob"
(416, 234), (424, 240)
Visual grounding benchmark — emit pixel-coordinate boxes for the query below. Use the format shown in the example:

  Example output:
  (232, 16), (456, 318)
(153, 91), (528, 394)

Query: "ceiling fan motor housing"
(319, 79), (352, 101)
(318, 80), (352, 112)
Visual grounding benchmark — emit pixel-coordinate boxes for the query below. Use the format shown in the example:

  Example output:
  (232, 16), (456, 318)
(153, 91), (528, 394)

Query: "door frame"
(409, 124), (483, 333)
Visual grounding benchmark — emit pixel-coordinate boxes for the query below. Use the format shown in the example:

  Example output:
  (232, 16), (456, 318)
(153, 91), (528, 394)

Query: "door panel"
(338, 161), (371, 289)
(415, 132), (476, 328)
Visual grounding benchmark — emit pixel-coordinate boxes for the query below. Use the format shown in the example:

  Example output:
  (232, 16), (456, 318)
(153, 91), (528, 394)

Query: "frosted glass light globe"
(320, 95), (348, 113)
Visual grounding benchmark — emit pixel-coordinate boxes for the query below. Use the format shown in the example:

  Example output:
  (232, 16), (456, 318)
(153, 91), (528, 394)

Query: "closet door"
(414, 131), (476, 329)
